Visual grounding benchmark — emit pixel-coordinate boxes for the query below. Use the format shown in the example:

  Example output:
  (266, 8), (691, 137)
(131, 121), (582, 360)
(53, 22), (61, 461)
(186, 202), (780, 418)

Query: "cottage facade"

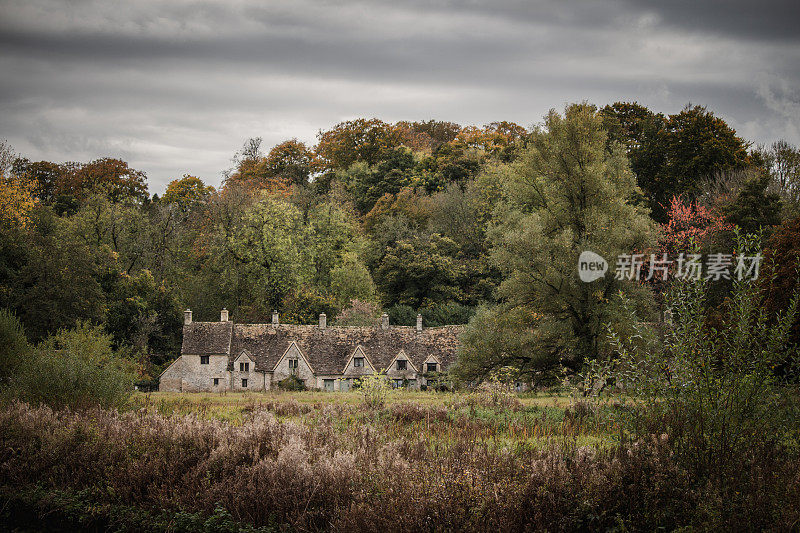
(159, 309), (461, 392)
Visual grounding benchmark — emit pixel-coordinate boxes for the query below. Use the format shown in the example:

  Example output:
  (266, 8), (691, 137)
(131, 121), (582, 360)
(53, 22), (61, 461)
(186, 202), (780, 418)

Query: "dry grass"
(1, 392), (798, 531)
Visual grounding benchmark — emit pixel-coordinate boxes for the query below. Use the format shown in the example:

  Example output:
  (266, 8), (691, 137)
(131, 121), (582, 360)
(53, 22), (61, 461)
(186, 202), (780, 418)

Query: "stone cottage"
(159, 309), (462, 392)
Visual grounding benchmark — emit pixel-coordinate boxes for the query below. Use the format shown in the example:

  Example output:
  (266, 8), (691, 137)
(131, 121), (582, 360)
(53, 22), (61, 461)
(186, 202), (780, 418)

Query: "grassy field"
(131, 389), (613, 450)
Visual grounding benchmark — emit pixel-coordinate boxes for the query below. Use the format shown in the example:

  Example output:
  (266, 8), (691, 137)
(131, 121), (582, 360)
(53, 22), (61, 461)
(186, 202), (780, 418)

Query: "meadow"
(3, 389), (798, 532)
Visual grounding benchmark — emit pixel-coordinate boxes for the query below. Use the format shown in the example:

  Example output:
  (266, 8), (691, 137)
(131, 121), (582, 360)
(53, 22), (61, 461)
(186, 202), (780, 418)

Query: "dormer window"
(289, 359), (298, 370)
(240, 362), (249, 372)
(200, 355), (209, 365)
(396, 359), (407, 371)
(427, 363), (437, 372)
(354, 357), (364, 368)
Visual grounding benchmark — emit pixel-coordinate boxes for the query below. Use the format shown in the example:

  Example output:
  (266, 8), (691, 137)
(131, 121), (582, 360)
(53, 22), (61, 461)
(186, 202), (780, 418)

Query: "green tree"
(4, 207), (110, 341)
(475, 103), (657, 376)
(374, 233), (464, 309)
(723, 175), (782, 236)
(602, 103), (751, 221)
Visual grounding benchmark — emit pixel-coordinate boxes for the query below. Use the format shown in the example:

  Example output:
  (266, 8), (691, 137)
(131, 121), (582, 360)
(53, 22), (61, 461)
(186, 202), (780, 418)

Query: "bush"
(277, 374), (306, 391)
(359, 373), (390, 409)
(0, 309), (30, 385)
(9, 321), (135, 409)
(609, 232), (800, 482)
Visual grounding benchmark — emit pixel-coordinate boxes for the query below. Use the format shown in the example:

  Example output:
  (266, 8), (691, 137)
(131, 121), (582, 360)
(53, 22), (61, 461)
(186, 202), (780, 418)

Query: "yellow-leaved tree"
(0, 141), (37, 227)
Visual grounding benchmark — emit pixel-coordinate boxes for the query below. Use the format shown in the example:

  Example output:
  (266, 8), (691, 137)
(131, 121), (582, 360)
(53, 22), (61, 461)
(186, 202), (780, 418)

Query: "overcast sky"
(0, 0), (798, 194)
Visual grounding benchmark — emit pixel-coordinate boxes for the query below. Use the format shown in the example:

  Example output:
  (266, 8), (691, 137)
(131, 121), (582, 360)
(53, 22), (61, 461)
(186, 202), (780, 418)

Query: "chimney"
(272, 310), (279, 327)
(184, 309), (192, 325)
(380, 312), (389, 330)
(416, 313), (423, 333)
(319, 312), (327, 329)
(220, 308), (229, 322)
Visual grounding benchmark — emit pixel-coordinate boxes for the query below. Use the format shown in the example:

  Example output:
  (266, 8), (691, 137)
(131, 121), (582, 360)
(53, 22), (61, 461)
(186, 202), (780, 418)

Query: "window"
(288, 359), (298, 369)
(241, 378), (248, 388)
(200, 355), (209, 365)
(239, 362), (249, 372)
(396, 359), (407, 371)
(213, 378), (219, 386)
(393, 379), (404, 388)
(323, 379), (334, 391)
(427, 363), (437, 373)
(353, 357), (364, 368)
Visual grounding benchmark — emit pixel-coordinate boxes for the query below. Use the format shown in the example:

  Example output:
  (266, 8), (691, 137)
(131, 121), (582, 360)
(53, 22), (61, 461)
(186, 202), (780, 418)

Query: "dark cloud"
(619, 0), (800, 42)
(0, 0), (797, 192)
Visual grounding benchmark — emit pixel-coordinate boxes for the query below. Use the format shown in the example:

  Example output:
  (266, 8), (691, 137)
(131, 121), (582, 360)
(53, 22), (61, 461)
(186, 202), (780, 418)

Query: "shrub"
(9, 321), (135, 409)
(359, 373), (390, 409)
(0, 308), (30, 385)
(609, 231), (800, 481)
(277, 374), (307, 391)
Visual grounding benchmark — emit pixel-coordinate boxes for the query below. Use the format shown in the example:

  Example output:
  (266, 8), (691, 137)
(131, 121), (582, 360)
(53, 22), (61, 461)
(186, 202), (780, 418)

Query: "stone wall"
(271, 343), (315, 388)
(159, 354), (230, 392)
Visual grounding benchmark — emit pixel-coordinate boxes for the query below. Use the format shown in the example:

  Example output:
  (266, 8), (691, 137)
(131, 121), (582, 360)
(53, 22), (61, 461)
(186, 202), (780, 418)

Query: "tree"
(330, 253), (376, 306)
(162, 175), (215, 211)
(661, 195), (733, 255)
(723, 175), (782, 237)
(13, 322), (135, 409)
(338, 147), (416, 214)
(10, 158), (64, 205)
(374, 233), (464, 309)
(206, 192), (314, 321)
(2, 207), (111, 341)
(760, 215), (800, 350)
(394, 120), (462, 151)
(473, 103), (657, 377)
(68, 158), (149, 204)
(602, 103), (751, 221)
(753, 140), (800, 216)
(0, 309), (30, 385)
(223, 138), (292, 194)
(315, 118), (402, 173)
(0, 172), (37, 228)
(262, 139), (314, 186)
(454, 305), (544, 383)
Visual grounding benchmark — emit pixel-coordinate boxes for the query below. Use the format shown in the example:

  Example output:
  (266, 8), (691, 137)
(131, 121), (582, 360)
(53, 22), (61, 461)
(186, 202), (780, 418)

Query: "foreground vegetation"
(1, 389), (799, 532)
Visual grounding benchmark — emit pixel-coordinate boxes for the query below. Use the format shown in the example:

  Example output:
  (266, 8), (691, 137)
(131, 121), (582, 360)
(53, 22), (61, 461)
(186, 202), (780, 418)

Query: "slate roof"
(183, 321), (462, 375)
(181, 322), (233, 355)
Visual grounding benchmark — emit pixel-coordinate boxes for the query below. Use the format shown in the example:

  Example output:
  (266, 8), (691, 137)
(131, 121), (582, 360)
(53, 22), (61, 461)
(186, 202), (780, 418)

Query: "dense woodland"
(1, 102), (799, 383)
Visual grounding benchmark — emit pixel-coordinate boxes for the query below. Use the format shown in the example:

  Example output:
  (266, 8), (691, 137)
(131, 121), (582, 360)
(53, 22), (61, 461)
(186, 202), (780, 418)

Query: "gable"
(158, 356), (184, 379)
(342, 345), (375, 375)
(272, 341), (314, 373)
(233, 349), (254, 364)
(385, 349), (418, 373)
(422, 354), (443, 371)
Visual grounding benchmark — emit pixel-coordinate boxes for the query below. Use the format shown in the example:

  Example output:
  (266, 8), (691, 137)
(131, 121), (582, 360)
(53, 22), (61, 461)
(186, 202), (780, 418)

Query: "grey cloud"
(0, 0), (798, 193)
